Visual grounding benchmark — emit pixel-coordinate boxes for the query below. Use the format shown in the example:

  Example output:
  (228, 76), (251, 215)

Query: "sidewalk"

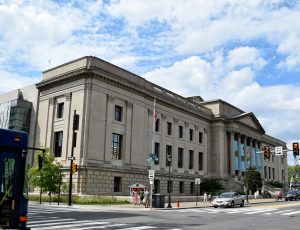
(79, 198), (281, 211)
(30, 198), (281, 211)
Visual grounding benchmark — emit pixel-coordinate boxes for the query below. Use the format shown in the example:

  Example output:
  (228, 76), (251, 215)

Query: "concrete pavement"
(82, 197), (283, 211)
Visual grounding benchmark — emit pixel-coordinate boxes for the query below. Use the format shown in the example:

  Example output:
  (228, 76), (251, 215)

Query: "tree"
(29, 148), (63, 195)
(244, 167), (263, 194)
(200, 179), (224, 195)
(288, 165), (300, 183)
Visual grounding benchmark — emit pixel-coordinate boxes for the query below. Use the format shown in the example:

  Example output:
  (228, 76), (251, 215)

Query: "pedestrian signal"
(72, 163), (78, 173)
(264, 146), (270, 159)
(293, 142), (299, 156)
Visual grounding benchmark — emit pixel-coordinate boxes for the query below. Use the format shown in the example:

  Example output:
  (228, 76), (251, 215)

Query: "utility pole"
(68, 110), (79, 206)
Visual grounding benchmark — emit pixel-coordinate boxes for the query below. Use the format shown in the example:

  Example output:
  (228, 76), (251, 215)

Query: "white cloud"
(143, 56), (214, 96)
(0, 71), (41, 94)
(227, 47), (266, 70)
(143, 53), (300, 156)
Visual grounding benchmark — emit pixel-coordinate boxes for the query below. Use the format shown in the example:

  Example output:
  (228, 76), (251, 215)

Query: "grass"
(28, 194), (131, 205)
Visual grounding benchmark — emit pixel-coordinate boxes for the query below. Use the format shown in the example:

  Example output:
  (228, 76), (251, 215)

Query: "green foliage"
(28, 194), (130, 205)
(268, 181), (283, 188)
(29, 148), (64, 195)
(244, 167), (263, 194)
(288, 165), (300, 182)
(200, 178), (224, 195)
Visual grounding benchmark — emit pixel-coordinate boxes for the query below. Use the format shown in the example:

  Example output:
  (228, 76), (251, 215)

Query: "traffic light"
(264, 146), (270, 159)
(71, 163), (78, 173)
(293, 142), (299, 156)
(38, 155), (43, 170)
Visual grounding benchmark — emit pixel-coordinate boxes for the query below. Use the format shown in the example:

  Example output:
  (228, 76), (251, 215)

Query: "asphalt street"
(27, 201), (300, 230)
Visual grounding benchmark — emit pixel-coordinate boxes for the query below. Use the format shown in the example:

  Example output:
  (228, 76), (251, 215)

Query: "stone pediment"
(228, 112), (265, 133)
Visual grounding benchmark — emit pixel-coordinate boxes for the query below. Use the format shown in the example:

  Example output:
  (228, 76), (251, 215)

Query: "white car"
(212, 192), (245, 208)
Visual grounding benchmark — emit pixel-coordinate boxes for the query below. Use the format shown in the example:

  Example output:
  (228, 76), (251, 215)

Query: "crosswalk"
(170, 207), (300, 216)
(28, 206), (182, 230)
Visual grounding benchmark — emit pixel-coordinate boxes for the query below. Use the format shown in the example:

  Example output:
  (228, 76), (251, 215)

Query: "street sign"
(68, 156), (76, 161)
(275, 146), (283, 155)
(195, 178), (201, 185)
(149, 178), (154, 185)
(149, 170), (155, 179)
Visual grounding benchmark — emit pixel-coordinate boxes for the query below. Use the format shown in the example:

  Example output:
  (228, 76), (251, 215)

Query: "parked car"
(212, 192), (244, 208)
(284, 190), (300, 201)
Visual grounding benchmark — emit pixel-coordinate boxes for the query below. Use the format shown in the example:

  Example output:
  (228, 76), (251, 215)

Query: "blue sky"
(0, 0), (300, 165)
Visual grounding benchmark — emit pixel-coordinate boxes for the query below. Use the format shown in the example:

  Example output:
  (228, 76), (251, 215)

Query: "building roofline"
(38, 56), (213, 119)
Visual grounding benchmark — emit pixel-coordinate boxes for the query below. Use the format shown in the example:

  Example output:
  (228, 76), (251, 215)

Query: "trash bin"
(152, 194), (157, 208)
(152, 194), (165, 208)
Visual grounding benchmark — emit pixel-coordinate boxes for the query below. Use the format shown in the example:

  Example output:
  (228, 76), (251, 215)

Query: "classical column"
(230, 132), (235, 176)
(160, 114), (167, 170)
(125, 102), (133, 165)
(104, 94), (114, 163)
(45, 97), (55, 148)
(238, 134), (242, 177)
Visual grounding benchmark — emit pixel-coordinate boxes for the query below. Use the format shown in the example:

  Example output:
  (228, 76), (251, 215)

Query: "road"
(27, 201), (300, 230)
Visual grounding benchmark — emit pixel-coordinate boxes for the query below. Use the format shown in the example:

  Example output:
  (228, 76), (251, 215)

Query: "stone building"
(0, 56), (287, 196)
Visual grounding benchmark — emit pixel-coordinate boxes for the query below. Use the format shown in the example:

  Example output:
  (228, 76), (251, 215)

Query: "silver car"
(212, 192), (245, 208)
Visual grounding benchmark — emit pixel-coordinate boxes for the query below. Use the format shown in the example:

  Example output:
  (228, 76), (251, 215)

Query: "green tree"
(244, 167), (263, 194)
(200, 179), (224, 195)
(29, 148), (63, 195)
(288, 165), (300, 183)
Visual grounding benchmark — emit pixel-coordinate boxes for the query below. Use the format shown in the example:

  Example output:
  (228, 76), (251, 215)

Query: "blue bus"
(0, 128), (29, 229)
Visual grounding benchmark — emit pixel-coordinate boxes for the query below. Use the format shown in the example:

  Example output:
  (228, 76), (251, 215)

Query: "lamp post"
(167, 153), (172, 208)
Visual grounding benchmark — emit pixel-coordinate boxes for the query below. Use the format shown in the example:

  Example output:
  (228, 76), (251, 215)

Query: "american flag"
(153, 109), (158, 121)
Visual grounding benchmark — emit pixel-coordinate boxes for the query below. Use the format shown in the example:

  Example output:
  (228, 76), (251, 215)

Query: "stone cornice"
(36, 57), (213, 121)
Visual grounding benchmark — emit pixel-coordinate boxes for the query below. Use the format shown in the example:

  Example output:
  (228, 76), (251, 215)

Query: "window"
(268, 167), (271, 179)
(154, 179), (160, 193)
(155, 119), (160, 132)
(166, 145), (172, 166)
(190, 182), (195, 194)
(54, 131), (63, 157)
(178, 148), (183, 168)
(264, 166), (267, 179)
(199, 132), (203, 144)
(189, 129), (193, 141)
(114, 177), (121, 192)
(179, 181), (184, 193)
(167, 122), (172, 135)
(154, 142), (160, 165)
(189, 150), (194, 169)
(198, 152), (203, 171)
(167, 180), (173, 193)
(179, 125), (183, 138)
(115, 105), (122, 122)
(112, 133), (123, 160)
(57, 103), (64, 119)
(272, 168), (275, 180)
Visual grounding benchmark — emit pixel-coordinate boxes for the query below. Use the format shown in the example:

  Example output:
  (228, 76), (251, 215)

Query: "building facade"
(0, 56), (288, 196)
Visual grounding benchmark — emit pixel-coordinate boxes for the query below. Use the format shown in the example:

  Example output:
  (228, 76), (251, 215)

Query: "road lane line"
(119, 227), (156, 230)
(29, 218), (74, 224)
(274, 209), (293, 213)
(281, 210), (300, 215)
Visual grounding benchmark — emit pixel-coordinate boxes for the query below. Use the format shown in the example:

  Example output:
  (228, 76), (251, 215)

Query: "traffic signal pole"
(68, 110), (79, 206)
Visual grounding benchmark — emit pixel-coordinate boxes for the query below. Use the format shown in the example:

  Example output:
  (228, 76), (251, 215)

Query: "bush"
(200, 179), (224, 195)
(268, 181), (283, 188)
(28, 194), (130, 205)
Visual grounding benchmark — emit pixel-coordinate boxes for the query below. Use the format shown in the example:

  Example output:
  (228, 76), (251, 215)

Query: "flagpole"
(150, 98), (156, 209)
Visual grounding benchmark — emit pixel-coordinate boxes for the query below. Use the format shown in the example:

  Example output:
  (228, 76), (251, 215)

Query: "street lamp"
(167, 153), (172, 208)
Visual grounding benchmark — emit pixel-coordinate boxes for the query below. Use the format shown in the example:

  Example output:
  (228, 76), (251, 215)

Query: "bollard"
(176, 199), (180, 208)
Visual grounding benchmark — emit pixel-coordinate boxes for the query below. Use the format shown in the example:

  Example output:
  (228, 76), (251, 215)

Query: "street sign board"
(149, 170), (155, 179)
(275, 146), (283, 155)
(149, 178), (154, 185)
(195, 178), (201, 185)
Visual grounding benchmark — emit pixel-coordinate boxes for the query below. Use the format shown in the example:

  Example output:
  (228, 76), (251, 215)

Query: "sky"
(0, 0), (300, 165)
